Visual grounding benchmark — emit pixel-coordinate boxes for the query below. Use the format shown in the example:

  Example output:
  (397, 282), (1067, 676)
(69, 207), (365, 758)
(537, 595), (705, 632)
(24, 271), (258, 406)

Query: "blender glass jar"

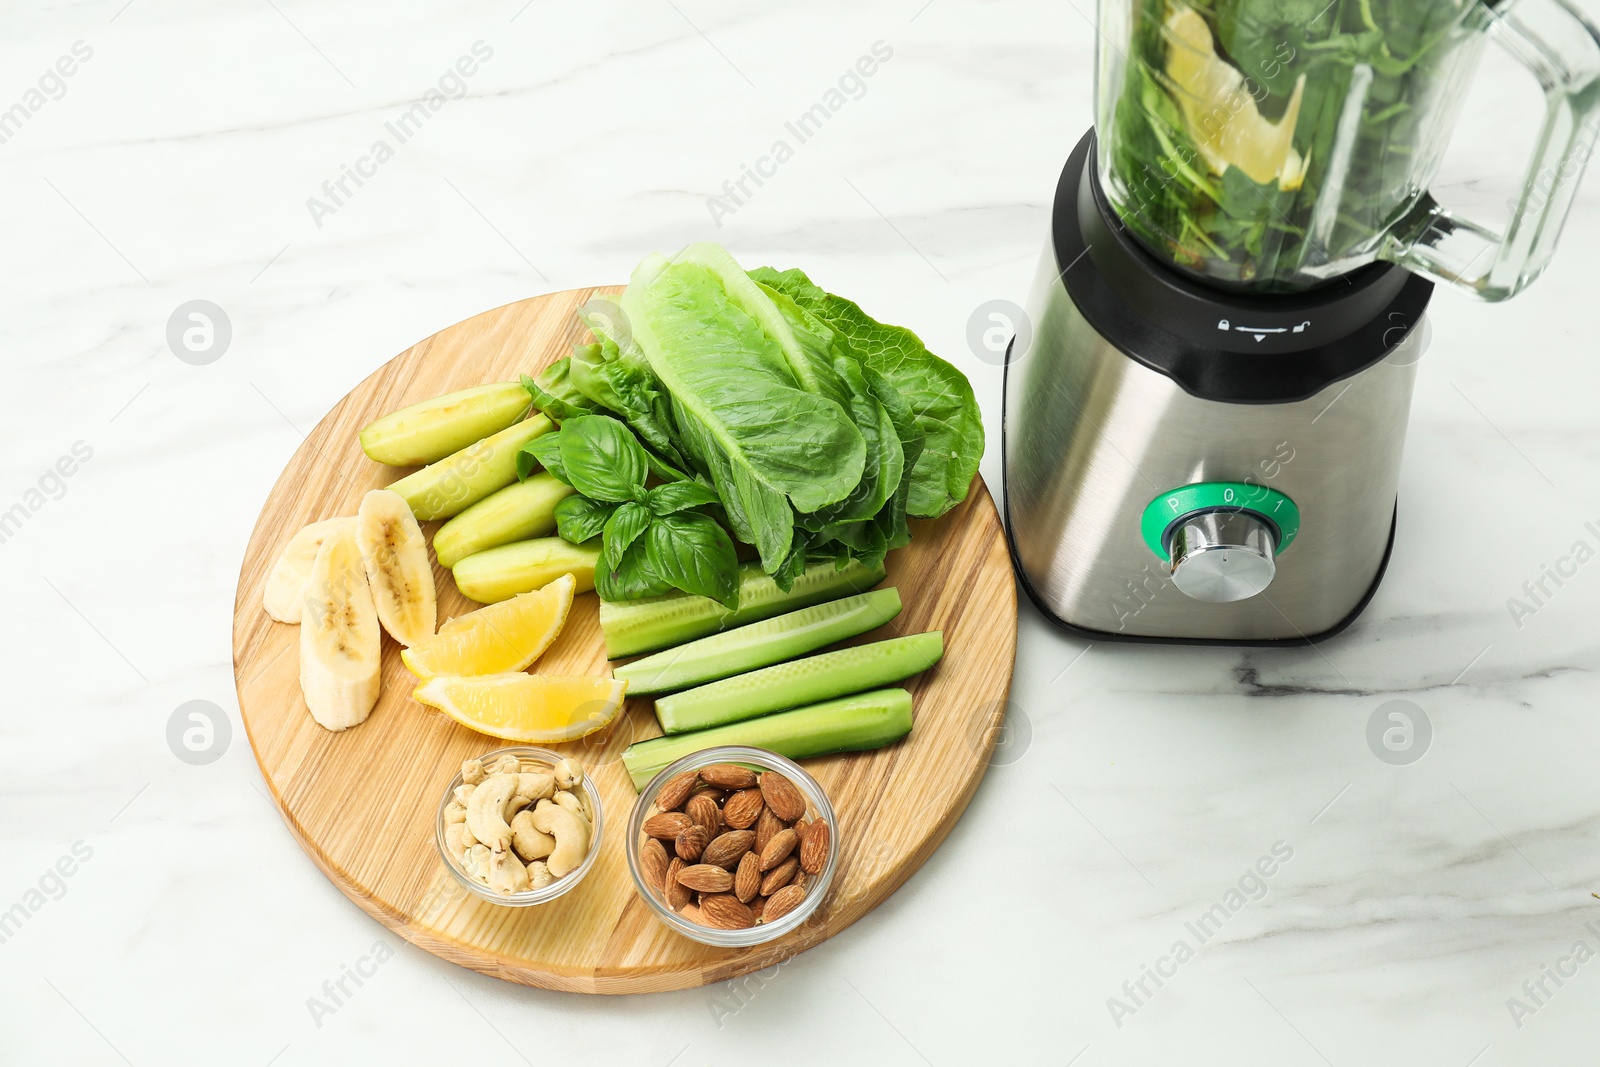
(1094, 0), (1600, 298)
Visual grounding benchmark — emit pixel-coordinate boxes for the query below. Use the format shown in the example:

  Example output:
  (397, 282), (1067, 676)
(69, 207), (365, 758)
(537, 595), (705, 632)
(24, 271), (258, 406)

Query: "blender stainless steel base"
(1002, 132), (1432, 643)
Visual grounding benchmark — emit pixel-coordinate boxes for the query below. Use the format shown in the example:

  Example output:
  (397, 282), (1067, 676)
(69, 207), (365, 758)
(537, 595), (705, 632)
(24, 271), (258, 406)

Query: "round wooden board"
(231, 287), (1017, 994)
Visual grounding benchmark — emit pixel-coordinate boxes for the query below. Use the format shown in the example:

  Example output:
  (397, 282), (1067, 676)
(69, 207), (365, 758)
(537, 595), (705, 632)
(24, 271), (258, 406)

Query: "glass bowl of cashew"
(434, 746), (604, 907)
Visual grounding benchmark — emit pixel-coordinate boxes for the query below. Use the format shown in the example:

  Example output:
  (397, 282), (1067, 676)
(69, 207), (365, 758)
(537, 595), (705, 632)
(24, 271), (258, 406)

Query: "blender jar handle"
(1383, 0), (1600, 301)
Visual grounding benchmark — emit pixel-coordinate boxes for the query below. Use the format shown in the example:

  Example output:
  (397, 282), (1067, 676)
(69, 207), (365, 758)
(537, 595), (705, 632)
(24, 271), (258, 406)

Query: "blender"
(1004, 0), (1600, 643)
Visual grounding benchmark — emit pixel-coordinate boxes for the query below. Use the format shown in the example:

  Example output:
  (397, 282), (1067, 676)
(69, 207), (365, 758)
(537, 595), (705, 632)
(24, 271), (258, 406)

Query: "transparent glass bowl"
(625, 746), (839, 947)
(434, 745), (604, 908)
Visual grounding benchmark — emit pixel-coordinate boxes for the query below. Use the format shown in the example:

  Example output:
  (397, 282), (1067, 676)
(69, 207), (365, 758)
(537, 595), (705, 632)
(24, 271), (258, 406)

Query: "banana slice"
(300, 527), (381, 731)
(356, 488), (436, 646)
(263, 517), (357, 623)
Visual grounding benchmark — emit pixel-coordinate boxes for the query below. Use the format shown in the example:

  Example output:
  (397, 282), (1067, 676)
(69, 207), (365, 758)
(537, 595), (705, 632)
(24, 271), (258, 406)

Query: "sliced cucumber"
(452, 537), (600, 603)
(387, 415), (553, 521)
(623, 688), (914, 790)
(358, 381), (532, 466)
(655, 631), (942, 734)
(598, 558), (886, 658)
(615, 588), (901, 695)
(432, 472), (575, 568)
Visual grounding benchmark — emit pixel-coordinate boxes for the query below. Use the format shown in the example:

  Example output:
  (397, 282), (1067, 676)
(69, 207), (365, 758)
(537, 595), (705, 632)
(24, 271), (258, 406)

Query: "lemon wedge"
(413, 672), (628, 743)
(1164, 3), (1307, 189)
(402, 574), (575, 680)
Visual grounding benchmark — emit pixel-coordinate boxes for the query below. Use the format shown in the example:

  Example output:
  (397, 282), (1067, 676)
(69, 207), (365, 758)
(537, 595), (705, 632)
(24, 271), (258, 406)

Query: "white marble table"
(4, 1), (1599, 1063)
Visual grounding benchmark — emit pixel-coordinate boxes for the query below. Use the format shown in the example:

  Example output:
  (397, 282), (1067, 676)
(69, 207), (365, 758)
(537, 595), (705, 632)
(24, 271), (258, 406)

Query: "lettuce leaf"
(570, 297), (688, 469)
(755, 280), (903, 534)
(622, 257), (867, 552)
(750, 266), (984, 519)
(671, 394), (795, 570)
(522, 363), (595, 423)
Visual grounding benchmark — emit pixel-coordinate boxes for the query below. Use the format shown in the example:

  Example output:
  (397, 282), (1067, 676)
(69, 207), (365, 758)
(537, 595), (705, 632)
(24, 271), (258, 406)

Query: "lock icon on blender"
(1216, 318), (1229, 330)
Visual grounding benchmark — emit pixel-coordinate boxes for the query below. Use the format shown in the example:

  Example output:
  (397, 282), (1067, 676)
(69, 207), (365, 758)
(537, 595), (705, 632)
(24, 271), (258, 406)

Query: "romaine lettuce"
(750, 266), (984, 518)
(622, 256), (866, 529)
(521, 244), (984, 605)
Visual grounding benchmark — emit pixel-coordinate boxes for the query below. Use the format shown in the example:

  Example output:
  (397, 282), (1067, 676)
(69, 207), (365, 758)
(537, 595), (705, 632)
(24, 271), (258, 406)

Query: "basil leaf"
(646, 481), (720, 517)
(596, 539), (673, 601)
(554, 494), (614, 545)
(602, 502), (652, 572)
(515, 446), (541, 483)
(526, 433), (568, 484)
(645, 512), (740, 608)
(557, 415), (649, 503)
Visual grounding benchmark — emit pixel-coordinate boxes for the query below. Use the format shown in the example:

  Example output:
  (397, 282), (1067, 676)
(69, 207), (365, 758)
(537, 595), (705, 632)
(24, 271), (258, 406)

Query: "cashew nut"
(453, 783), (475, 806)
(444, 802), (466, 825)
(530, 798), (590, 878)
(487, 842), (530, 894)
(466, 774), (518, 850)
(553, 790), (586, 818)
(461, 843), (490, 881)
(513, 772), (555, 807)
(490, 754), (519, 776)
(553, 758), (584, 790)
(510, 809), (556, 862)
(527, 860), (554, 889)
(461, 759), (486, 785)
(444, 822), (468, 861)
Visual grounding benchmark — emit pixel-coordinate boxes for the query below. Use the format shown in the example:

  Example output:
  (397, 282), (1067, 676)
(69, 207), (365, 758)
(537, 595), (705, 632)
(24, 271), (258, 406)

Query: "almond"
(699, 829), (755, 870)
(759, 771), (806, 822)
(677, 863), (735, 893)
(734, 851), (761, 903)
(655, 772), (699, 812)
(665, 857), (690, 910)
(790, 869), (806, 890)
(700, 763), (758, 790)
(685, 793), (722, 835)
(793, 817), (809, 840)
(750, 894), (766, 921)
(674, 825), (709, 863)
(799, 819), (829, 874)
(760, 857), (798, 896)
(688, 783), (725, 803)
(755, 807), (784, 853)
(678, 902), (704, 925)
(699, 893), (755, 929)
(640, 837), (669, 893)
(758, 827), (798, 871)
(763, 883), (807, 922)
(722, 788), (765, 830)
(643, 811), (693, 840)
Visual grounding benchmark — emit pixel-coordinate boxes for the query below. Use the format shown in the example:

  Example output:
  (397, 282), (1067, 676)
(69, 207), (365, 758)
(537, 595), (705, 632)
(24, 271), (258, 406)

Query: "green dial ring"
(1140, 482), (1300, 561)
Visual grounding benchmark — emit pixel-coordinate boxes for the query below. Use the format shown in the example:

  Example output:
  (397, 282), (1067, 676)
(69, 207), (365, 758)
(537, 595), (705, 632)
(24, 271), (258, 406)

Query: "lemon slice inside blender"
(1164, 3), (1308, 190)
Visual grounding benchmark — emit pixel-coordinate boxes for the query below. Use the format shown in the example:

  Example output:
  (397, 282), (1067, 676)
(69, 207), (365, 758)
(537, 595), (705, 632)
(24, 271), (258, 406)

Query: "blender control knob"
(1167, 510), (1278, 603)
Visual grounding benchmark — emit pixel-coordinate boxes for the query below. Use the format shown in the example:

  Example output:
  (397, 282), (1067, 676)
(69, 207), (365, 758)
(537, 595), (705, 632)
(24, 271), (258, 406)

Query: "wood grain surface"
(231, 287), (1017, 994)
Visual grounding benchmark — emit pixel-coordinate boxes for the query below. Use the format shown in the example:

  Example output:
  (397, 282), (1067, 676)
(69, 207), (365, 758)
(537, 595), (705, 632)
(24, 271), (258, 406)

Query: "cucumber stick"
(598, 559), (886, 658)
(655, 631), (943, 734)
(614, 588), (901, 695)
(623, 688), (914, 790)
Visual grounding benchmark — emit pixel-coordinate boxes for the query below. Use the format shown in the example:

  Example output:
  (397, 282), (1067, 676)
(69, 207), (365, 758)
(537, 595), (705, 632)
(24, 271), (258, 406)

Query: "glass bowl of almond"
(625, 746), (838, 947)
